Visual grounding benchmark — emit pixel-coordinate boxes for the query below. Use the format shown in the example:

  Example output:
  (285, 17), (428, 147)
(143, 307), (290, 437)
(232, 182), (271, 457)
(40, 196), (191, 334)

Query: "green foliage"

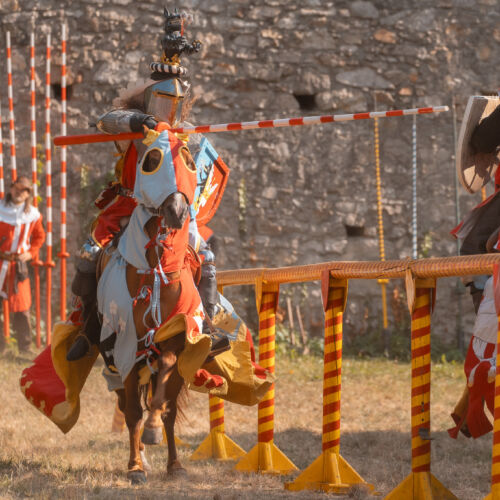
(418, 231), (434, 259)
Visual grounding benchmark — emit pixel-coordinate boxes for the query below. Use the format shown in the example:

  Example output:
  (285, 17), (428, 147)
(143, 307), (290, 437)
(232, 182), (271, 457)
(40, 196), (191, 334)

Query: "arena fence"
(189, 254), (500, 499)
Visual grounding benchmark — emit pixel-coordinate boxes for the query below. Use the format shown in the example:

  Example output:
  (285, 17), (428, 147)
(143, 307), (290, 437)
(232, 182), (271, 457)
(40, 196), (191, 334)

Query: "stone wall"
(1, 0), (499, 346)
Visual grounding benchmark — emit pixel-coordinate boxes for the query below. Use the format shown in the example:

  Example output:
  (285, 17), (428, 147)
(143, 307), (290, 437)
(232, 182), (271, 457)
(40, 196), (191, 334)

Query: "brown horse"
(98, 190), (194, 484)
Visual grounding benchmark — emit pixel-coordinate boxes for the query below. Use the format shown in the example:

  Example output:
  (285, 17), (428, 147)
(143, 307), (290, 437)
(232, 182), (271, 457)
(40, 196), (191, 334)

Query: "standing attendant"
(0, 176), (45, 353)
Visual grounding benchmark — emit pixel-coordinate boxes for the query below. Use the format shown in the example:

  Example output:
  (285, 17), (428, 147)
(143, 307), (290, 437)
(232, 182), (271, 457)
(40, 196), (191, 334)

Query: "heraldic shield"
(193, 137), (230, 227)
(457, 95), (500, 194)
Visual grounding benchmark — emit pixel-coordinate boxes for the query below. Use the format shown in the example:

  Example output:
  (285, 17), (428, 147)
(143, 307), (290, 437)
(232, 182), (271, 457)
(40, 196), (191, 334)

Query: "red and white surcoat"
(0, 202), (45, 311)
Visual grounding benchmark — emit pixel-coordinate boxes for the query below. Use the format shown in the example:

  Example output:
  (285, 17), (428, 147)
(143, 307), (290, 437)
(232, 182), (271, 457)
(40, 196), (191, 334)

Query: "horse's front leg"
(163, 367), (186, 477)
(142, 350), (177, 445)
(123, 368), (146, 484)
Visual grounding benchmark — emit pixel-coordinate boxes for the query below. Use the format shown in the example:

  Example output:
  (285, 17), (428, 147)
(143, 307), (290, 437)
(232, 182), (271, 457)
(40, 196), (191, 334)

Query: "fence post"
(485, 264), (500, 500)
(235, 280), (297, 473)
(190, 393), (245, 461)
(386, 276), (457, 499)
(286, 272), (373, 493)
(190, 285), (246, 462)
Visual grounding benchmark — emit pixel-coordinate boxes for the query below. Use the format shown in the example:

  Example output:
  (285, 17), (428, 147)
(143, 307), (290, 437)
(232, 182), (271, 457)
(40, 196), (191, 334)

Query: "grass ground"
(0, 347), (492, 499)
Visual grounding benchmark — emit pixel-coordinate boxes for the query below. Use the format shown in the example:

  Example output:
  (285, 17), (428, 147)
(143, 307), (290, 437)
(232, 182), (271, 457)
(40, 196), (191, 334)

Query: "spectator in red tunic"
(0, 176), (45, 353)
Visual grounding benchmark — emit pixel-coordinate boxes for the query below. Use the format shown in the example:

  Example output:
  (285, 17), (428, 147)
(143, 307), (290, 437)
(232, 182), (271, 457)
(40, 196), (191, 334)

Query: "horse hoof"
(167, 461), (187, 478)
(127, 469), (147, 485)
(141, 426), (163, 445)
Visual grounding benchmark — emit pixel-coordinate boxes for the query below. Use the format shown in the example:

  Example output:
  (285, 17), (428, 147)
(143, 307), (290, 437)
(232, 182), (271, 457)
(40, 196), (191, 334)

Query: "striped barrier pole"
(286, 273), (373, 493)
(53, 105), (450, 146)
(0, 99), (7, 341)
(485, 264), (500, 500)
(58, 21), (69, 321)
(235, 281), (297, 474)
(386, 277), (456, 499)
(30, 30), (43, 348)
(6, 32), (16, 181)
(44, 32), (55, 344)
(190, 394), (245, 461)
(191, 284), (246, 462)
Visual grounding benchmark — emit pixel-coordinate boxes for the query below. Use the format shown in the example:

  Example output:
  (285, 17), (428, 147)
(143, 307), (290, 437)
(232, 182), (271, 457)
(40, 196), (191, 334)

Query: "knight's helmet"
(144, 8), (201, 126)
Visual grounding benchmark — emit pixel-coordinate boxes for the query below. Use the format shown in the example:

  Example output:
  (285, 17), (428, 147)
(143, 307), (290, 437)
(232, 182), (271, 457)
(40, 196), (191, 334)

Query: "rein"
(133, 216), (182, 373)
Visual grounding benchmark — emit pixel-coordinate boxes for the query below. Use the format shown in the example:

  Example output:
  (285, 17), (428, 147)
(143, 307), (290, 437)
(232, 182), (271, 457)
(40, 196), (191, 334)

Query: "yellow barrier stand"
(191, 284), (246, 462)
(385, 278), (456, 500)
(235, 281), (298, 474)
(190, 394), (246, 461)
(286, 273), (373, 493)
(484, 264), (500, 500)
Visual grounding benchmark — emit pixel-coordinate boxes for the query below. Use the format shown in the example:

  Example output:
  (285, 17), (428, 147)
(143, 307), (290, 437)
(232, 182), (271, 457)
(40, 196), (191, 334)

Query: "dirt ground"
(0, 348), (492, 499)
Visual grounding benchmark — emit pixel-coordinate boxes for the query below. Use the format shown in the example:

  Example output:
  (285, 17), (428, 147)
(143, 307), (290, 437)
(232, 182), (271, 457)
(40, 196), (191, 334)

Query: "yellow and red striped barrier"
(485, 264), (500, 500)
(211, 255), (500, 496)
(286, 274), (373, 493)
(386, 278), (457, 499)
(191, 285), (246, 462)
(235, 281), (297, 474)
(190, 394), (245, 461)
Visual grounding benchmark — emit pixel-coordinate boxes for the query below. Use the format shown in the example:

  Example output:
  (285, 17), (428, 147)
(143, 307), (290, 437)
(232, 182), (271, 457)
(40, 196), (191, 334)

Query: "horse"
(96, 129), (205, 484)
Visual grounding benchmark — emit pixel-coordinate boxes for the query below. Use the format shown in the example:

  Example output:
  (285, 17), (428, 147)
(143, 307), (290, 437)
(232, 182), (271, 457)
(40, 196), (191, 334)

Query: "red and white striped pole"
(53, 105), (450, 146)
(6, 31), (17, 182)
(0, 99), (7, 341)
(58, 22), (69, 321)
(44, 32), (55, 344)
(30, 30), (42, 348)
(0, 100), (4, 199)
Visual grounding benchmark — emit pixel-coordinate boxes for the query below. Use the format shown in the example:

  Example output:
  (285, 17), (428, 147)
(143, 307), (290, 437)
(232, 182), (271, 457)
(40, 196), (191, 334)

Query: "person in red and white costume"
(0, 176), (45, 353)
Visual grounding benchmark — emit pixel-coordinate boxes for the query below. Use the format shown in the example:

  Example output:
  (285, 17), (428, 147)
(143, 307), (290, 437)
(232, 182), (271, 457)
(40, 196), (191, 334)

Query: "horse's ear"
(164, 7), (169, 17)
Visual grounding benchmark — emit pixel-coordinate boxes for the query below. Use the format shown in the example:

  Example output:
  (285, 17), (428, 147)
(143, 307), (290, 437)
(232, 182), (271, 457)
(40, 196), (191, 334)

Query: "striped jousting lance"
(6, 32), (17, 181)
(53, 105), (449, 146)
(58, 21), (69, 321)
(44, 32), (55, 345)
(30, 29), (43, 348)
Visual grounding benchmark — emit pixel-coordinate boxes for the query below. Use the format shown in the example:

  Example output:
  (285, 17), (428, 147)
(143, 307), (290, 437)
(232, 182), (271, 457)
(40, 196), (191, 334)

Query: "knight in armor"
(449, 96), (500, 439)
(67, 8), (221, 361)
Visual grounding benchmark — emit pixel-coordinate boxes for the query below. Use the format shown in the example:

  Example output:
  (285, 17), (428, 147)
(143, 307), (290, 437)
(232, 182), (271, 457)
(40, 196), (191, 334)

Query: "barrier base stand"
(284, 449), (374, 494)
(234, 441), (298, 474)
(385, 472), (458, 499)
(483, 490), (500, 500)
(189, 430), (246, 461)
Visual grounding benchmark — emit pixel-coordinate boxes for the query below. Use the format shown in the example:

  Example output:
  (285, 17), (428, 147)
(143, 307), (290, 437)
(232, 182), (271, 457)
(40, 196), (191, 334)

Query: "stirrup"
(204, 329), (230, 364)
(66, 334), (91, 361)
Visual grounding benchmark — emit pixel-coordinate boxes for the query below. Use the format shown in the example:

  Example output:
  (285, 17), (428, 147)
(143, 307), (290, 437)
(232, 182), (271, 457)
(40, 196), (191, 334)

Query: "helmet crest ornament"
(149, 7), (202, 77)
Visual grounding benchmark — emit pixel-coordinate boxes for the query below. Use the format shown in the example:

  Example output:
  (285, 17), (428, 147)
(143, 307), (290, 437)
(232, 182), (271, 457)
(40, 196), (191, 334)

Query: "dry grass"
(0, 347), (492, 499)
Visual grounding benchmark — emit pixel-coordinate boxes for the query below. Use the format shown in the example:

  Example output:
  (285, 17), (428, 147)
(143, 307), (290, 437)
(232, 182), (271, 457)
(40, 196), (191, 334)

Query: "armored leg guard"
(197, 260), (230, 361)
(199, 262), (218, 323)
(67, 241), (102, 361)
